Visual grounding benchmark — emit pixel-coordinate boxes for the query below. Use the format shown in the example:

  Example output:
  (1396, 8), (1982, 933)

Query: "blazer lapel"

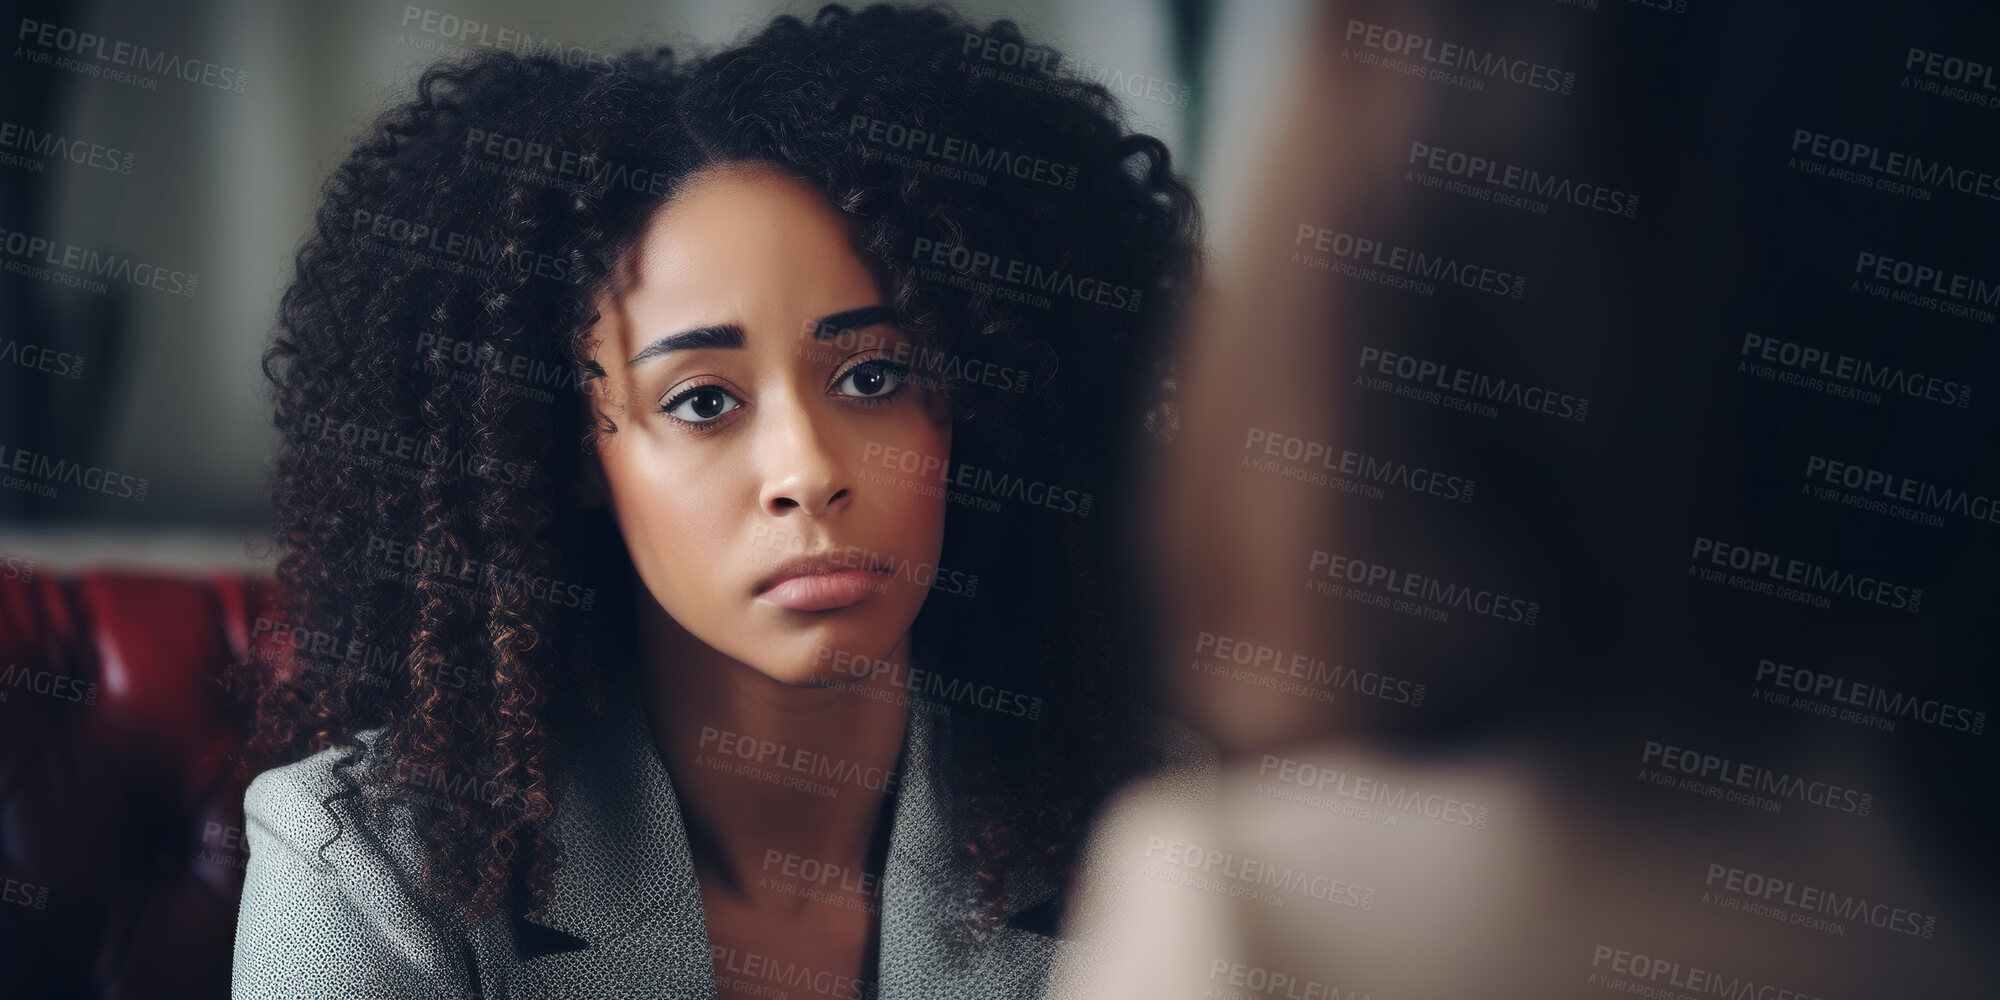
(498, 677), (718, 999)
(484, 678), (1067, 1000)
(876, 703), (1070, 1000)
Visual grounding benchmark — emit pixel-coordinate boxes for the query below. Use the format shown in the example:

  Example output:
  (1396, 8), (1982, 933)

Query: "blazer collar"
(500, 674), (712, 993)
(496, 672), (1064, 998)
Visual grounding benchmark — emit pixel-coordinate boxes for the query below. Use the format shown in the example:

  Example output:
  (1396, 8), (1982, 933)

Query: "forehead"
(604, 162), (884, 344)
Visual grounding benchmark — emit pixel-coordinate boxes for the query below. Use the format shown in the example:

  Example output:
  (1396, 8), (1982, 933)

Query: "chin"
(744, 613), (914, 688)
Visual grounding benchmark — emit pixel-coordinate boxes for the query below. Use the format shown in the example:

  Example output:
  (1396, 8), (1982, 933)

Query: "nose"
(757, 395), (855, 519)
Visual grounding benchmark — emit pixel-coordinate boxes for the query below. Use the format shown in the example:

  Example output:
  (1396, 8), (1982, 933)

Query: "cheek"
(880, 420), (952, 555)
(596, 434), (737, 603)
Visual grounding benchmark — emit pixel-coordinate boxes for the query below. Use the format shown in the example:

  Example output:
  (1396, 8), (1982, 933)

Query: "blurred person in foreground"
(1046, 3), (1994, 998)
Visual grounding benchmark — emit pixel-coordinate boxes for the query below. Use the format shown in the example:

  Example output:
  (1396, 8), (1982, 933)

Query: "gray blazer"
(232, 674), (1200, 999)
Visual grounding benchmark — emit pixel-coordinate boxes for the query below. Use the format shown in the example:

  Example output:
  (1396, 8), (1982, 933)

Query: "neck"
(635, 593), (913, 897)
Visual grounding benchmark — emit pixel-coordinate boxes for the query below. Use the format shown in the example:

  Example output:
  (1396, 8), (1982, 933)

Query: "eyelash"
(653, 357), (912, 432)
(830, 356), (912, 408)
(656, 380), (739, 432)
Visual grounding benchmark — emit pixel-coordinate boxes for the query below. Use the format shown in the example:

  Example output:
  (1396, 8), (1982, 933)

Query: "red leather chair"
(0, 567), (278, 1000)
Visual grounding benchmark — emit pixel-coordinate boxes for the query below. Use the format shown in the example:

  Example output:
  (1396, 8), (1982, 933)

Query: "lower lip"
(757, 570), (887, 612)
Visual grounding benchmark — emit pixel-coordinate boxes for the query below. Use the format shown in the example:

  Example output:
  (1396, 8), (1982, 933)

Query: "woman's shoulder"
(241, 726), (418, 880)
(244, 725), (386, 812)
(235, 727), (484, 996)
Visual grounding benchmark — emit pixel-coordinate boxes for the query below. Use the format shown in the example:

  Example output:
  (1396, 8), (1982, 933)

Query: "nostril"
(768, 485), (847, 514)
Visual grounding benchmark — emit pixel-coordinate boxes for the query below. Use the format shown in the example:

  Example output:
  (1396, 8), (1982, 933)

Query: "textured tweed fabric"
(232, 670), (1212, 999)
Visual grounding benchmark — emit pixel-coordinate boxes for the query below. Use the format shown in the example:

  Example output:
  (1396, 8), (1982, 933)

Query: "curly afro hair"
(227, 1), (1201, 936)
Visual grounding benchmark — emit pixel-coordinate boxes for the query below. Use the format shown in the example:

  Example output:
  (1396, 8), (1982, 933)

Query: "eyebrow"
(626, 305), (899, 368)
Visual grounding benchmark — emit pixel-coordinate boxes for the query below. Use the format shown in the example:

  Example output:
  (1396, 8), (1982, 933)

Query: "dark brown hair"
(226, 2), (1200, 934)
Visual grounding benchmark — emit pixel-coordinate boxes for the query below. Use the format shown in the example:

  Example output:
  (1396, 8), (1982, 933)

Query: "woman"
(1049, 5), (1993, 999)
(226, 4), (1202, 999)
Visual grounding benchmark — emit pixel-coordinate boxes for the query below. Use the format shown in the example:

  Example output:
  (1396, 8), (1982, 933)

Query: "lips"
(754, 552), (894, 612)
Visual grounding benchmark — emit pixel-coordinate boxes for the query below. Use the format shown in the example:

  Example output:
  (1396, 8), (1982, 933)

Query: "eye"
(833, 359), (909, 401)
(659, 383), (742, 425)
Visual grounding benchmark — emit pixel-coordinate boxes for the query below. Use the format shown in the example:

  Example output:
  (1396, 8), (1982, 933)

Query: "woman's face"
(585, 162), (952, 685)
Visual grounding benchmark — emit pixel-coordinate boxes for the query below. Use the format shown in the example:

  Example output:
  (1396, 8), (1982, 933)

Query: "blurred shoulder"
(1140, 711), (1220, 806)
